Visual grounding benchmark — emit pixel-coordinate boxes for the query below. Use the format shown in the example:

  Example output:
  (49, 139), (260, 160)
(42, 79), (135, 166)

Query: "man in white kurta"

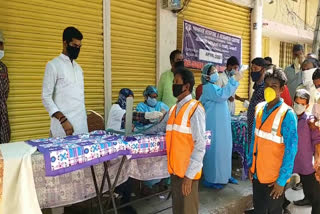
(42, 27), (88, 138)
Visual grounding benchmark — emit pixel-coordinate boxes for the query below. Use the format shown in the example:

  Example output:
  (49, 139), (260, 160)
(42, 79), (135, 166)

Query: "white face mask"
(302, 68), (317, 88)
(0, 50), (4, 60)
(293, 102), (307, 115)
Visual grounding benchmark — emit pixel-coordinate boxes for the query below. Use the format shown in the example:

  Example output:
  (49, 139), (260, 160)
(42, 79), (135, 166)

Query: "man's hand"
(248, 170), (253, 181)
(314, 144), (320, 183)
(62, 120), (74, 136)
(182, 177), (193, 197)
(268, 182), (284, 199)
(228, 96), (235, 102)
(308, 119), (318, 130)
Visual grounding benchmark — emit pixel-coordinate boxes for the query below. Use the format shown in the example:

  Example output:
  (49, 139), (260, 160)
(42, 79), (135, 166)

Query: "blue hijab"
(116, 88), (134, 109)
(201, 63), (215, 85)
(143, 86), (158, 97)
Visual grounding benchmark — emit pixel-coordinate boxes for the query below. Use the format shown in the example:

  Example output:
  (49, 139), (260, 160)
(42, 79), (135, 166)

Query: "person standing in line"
(248, 68), (298, 214)
(42, 27), (88, 137)
(247, 58), (267, 153)
(216, 56), (246, 115)
(166, 68), (206, 214)
(0, 31), (10, 144)
(291, 89), (320, 213)
(284, 44), (305, 101)
(158, 50), (184, 108)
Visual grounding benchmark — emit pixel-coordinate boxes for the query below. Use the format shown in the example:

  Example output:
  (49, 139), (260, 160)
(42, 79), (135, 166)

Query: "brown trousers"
(171, 175), (199, 214)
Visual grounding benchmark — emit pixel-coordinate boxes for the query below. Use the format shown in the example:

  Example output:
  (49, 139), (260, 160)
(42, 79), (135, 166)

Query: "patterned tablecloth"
(30, 130), (212, 208)
(32, 153), (169, 208)
(231, 116), (249, 180)
(27, 131), (211, 177)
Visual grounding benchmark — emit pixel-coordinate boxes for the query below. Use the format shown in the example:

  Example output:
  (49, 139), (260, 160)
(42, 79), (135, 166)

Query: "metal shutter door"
(110, 0), (156, 105)
(0, 0), (104, 141)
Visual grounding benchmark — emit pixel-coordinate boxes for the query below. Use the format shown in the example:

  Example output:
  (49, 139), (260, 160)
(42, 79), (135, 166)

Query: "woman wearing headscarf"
(107, 88), (163, 131)
(137, 86), (169, 113)
(200, 63), (242, 189)
(107, 88), (134, 131)
(135, 86), (169, 192)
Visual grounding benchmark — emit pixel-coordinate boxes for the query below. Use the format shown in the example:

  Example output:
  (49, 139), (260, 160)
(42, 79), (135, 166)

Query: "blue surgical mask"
(230, 69), (235, 76)
(210, 72), (219, 83)
(147, 97), (157, 107)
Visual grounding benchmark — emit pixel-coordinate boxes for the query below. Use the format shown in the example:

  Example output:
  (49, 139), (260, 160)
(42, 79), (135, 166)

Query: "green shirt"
(158, 69), (176, 108)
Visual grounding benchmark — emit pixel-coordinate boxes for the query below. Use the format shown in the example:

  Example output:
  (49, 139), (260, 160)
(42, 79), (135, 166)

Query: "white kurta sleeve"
(42, 62), (59, 117)
(185, 104), (206, 179)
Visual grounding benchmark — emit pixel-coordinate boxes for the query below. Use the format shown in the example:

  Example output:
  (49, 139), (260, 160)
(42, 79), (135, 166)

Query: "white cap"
(0, 31), (4, 43)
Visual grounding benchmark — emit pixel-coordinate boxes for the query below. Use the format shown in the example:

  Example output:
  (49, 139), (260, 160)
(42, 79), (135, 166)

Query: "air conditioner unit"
(162, 0), (181, 10)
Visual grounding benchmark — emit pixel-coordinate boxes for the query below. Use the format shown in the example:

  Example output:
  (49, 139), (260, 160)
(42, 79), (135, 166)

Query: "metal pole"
(249, 0), (263, 99)
(312, 0), (320, 58)
(125, 97), (133, 136)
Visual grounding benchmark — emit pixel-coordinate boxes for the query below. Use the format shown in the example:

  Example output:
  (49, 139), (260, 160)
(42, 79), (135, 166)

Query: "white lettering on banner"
(193, 26), (205, 34)
(199, 49), (223, 63)
(229, 46), (237, 51)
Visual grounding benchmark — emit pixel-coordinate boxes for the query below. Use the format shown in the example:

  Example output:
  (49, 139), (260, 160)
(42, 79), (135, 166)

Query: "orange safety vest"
(250, 101), (290, 184)
(166, 99), (203, 180)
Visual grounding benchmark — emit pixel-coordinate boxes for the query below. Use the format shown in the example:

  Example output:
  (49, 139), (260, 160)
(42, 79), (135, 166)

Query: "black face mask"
(174, 60), (184, 69)
(250, 70), (262, 82)
(67, 45), (80, 60)
(172, 84), (185, 97)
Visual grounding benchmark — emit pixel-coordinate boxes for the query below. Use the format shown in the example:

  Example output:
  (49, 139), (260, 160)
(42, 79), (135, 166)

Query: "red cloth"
(281, 85), (292, 106)
(196, 84), (203, 100)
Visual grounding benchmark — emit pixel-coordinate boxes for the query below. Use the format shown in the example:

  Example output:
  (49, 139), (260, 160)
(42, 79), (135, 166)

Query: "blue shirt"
(136, 101), (169, 113)
(248, 99), (298, 186)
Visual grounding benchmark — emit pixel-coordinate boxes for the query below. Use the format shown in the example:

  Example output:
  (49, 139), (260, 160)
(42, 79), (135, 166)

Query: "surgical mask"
(264, 87), (277, 103)
(147, 97), (157, 107)
(251, 71), (262, 82)
(0, 50), (4, 60)
(210, 72), (219, 83)
(172, 84), (185, 97)
(293, 102), (306, 115)
(67, 45), (80, 60)
(230, 69), (236, 76)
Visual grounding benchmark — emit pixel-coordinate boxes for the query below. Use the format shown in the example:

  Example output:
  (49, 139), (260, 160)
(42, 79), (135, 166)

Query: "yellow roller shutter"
(177, 0), (251, 114)
(0, 0), (104, 142)
(111, 0), (156, 105)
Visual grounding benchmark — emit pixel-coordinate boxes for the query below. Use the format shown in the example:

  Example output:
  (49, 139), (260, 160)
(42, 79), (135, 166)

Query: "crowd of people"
(2, 26), (320, 214)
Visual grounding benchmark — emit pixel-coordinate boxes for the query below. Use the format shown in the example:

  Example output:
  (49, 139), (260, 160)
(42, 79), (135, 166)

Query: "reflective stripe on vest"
(254, 129), (283, 144)
(168, 104), (177, 118)
(255, 101), (267, 118)
(166, 100), (198, 134)
(254, 102), (289, 144)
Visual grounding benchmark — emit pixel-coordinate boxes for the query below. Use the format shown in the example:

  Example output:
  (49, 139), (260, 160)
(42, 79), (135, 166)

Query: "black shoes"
(293, 198), (311, 206)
